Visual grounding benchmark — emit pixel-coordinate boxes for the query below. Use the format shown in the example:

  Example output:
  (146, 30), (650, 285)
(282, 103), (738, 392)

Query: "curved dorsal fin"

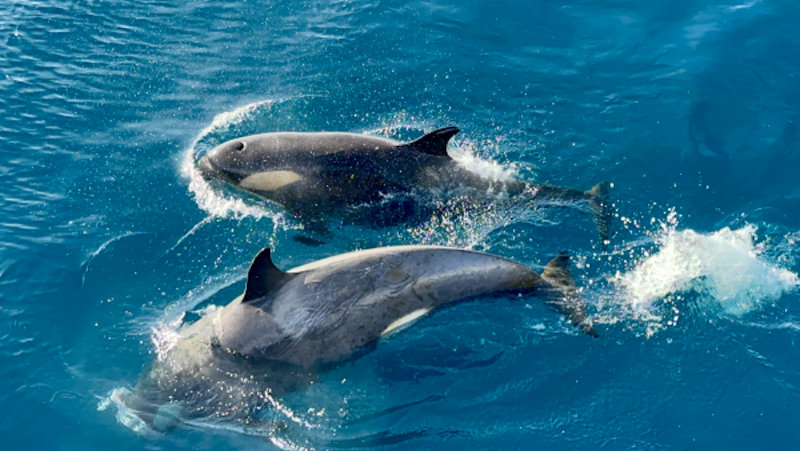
(398, 127), (459, 158)
(243, 248), (294, 303)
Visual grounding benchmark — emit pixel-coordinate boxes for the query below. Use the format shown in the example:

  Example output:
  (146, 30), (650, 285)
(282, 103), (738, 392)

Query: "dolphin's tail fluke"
(585, 182), (613, 244)
(541, 253), (598, 337)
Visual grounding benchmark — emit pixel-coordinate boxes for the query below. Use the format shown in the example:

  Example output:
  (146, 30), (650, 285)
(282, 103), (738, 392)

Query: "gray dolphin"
(121, 245), (595, 432)
(198, 128), (612, 241)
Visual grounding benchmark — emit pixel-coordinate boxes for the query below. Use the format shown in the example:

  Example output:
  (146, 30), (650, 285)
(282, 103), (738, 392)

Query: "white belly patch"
(381, 308), (432, 337)
(240, 170), (301, 191)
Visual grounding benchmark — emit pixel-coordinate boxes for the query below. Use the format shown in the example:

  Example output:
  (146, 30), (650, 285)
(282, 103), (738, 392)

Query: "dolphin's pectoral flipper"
(541, 253), (598, 337)
(292, 215), (331, 247)
(398, 127), (460, 158)
(585, 181), (613, 243)
(292, 234), (327, 247)
(243, 249), (295, 303)
(283, 204), (332, 246)
(343, 196), (432, 228)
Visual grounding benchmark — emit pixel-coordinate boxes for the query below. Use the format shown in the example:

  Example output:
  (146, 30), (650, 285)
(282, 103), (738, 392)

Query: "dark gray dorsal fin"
(398, 126), (460, 158)
(243, 248), (293, 303)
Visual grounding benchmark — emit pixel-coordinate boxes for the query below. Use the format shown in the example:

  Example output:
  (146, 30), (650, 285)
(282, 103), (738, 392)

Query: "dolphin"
(198, 128), (612, 241)
(120, 245), (596, 432)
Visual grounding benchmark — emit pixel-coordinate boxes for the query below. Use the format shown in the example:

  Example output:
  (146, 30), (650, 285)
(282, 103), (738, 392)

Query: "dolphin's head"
(198, 136), (266, 184)
(199, 135), (306, 195)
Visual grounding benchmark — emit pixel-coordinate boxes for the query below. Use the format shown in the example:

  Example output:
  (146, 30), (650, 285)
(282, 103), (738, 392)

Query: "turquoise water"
(2, 0), (800, 449)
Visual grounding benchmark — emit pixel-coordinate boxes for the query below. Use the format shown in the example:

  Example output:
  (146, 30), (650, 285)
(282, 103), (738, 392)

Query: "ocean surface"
(2, 0), (800, 449)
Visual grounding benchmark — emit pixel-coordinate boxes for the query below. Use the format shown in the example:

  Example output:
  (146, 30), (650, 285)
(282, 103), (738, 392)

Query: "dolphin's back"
(214, 246), (543, 367)
(243, 131), (400, 157)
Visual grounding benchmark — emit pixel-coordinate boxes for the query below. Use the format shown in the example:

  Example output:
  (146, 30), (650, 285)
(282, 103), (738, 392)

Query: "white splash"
(728, 0), (762, 12)
(614, 221), (799, 316)
(448, 136), (518, 183)
(97, 387), (159, 437)
(180, 100), (286, 220)
(150, 311), (186, 361)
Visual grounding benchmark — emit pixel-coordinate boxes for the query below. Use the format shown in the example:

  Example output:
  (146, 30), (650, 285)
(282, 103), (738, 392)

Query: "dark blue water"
(2, 0), (799, 449)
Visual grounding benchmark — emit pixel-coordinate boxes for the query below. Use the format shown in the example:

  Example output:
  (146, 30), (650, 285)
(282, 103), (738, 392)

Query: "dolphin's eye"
(233, 142), (245, 151)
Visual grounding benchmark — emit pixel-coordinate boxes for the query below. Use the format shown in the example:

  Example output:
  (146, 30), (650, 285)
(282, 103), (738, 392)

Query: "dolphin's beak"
(197, 154), (241, 185)
(197, 154), (227, 180)
(197, 155), (215, 176)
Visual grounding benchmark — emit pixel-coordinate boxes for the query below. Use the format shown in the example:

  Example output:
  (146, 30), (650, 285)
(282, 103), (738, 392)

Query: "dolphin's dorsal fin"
(398, 127), (459, 158)
(243, 248), (294, 303)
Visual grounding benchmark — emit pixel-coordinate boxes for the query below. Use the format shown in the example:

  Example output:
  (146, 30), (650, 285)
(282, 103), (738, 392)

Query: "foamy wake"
(447, 135), (519, 183)
(612, 216), (799, 320)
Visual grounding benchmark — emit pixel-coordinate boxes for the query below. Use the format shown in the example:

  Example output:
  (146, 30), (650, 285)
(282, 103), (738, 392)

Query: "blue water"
(2, 0), (800, 448)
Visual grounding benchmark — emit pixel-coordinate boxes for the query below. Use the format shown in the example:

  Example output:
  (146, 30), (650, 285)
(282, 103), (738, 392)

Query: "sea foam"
(614, 219), (798, 317)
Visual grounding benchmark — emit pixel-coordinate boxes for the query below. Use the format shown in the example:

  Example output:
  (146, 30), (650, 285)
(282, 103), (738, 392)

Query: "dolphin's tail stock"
(528, 181), (613, 243)
(585, 181), (613, 244)
(540, 253), (598, 337)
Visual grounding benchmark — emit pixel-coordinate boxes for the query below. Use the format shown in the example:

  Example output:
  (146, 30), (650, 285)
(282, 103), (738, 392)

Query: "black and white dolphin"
(198, 128), (612, 241)
(121, 245), (596, 432)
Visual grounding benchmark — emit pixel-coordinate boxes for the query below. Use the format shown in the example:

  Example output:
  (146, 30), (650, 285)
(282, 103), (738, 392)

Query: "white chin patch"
(239, 170), (302, 191)
(381, 308), (432, 337)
